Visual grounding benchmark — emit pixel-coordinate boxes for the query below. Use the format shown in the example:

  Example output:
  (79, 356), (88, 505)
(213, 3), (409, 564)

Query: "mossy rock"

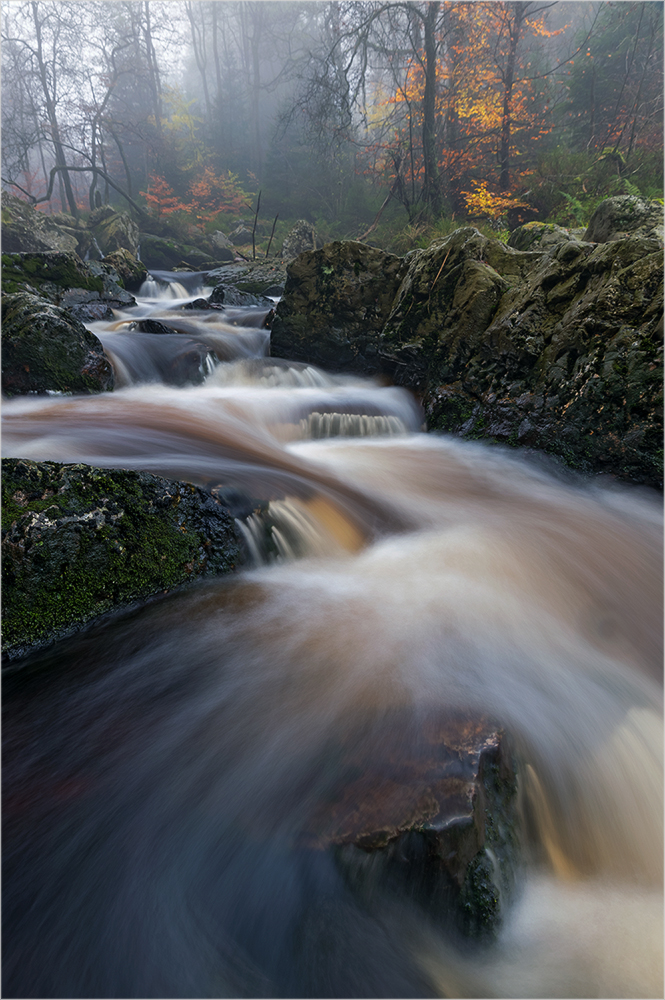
(1, 250), (105, 297)
(1, 459), (248, 660)
(1, 193), (79, 253)
(1, 292), (114, 397)
(1, 251), (137, 317)
(89, 209), (140, 256)
(507, 221), (586, 253)
(271, 241), (405, 371)
(138, 233), (215, 270)
(584, 195), (664, 243)
(102, 248), (148, 291)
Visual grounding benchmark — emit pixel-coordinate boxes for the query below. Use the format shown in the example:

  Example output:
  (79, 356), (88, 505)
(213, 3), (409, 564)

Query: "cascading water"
(2, 277), (662, 999)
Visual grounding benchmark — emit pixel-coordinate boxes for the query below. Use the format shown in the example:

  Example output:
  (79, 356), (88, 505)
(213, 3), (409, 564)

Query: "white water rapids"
(2, 275), (663, 998)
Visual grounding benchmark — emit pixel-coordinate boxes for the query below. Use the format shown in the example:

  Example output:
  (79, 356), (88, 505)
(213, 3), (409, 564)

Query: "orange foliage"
(365, 1), (555, 216)
(142, 168), (251, 225)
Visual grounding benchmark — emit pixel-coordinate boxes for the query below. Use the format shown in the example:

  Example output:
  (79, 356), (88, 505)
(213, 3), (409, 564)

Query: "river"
(2, 275), (662, 998)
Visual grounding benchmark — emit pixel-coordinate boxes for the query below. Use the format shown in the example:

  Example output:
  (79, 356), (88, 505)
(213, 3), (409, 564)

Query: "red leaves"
(141, 167), (251, 225)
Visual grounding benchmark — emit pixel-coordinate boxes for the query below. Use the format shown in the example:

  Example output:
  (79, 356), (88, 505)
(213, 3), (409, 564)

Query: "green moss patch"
(2, 460), (247, 660)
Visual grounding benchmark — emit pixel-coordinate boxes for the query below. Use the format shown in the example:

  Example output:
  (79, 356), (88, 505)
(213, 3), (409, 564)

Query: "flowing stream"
(2, 275), (663, 998)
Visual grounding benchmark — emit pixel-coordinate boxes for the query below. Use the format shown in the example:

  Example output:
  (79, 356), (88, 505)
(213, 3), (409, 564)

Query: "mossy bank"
(2, 459), (247, 661)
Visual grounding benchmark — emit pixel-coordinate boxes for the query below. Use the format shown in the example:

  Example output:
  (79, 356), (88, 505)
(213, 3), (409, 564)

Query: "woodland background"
(2, 1), (663, 252)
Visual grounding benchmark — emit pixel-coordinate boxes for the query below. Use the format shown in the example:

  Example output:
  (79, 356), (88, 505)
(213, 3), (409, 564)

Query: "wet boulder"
(209, 284), (274, 307)
(1, 459), (248, 661)
(1, 292), (114, 397)
(138, 233), (216, 270)
(271, 241), (405, 370)
(207, 260), (288, 297)
(102, 248), (148, 291)
(302, 711), (520, 940)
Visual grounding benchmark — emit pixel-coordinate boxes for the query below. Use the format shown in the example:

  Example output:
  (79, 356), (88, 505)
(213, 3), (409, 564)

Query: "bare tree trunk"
(185, 1), (212, 123)
(31, 1), (79, 216)
(499, 2), (526, 192)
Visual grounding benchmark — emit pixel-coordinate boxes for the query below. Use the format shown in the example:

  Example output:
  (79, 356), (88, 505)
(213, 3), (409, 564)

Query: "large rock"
(207, 260), (288, 296)
(1, 193), (79, 254)
(101, 248), (148, 291)
(2, 250), (135, 304)
(1, 292), (114, 397)
(1, 459), (248, 661)
(271, 241), (405, 369)
(584, 195), (664, 243)
(270, 201), (663, 486)
(138, 233), (216, 270)
(88, 206), (140, 256)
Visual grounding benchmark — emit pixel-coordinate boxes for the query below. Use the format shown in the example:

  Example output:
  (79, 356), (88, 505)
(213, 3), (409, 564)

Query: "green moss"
(2, 460), (244, 658)
(2, 252), (104, 296)
(459, 852), (501, 937)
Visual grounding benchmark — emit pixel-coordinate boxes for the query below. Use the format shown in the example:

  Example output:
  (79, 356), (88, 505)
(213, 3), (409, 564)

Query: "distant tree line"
(2, 1), (662, 232)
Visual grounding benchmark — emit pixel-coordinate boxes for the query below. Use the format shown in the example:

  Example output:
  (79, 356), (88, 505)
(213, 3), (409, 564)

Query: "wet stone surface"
(300, 711), (521, 940)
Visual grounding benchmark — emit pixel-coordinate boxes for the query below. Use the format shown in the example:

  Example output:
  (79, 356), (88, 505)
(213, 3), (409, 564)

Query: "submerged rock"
(1, 292), (114, 397)
(1, 459), (248, 661)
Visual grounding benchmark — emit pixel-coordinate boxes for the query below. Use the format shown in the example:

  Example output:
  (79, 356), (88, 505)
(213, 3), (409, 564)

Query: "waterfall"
(2, 279), (662, 999)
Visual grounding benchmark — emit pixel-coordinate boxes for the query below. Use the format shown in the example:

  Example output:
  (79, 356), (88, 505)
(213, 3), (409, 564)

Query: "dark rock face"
(271, 241), (405, 370)
(426, 232), (662, 485)
(1, 293), (114, 397)
(271, 205), (663, 486)
(1, 459), (247, 660)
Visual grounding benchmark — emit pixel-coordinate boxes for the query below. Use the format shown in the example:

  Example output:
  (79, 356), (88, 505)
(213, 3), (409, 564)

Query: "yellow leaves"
(462, 181), (531, 219)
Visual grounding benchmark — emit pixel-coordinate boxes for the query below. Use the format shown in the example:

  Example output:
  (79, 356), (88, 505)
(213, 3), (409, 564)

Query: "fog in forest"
(2, 1), (662, 243)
